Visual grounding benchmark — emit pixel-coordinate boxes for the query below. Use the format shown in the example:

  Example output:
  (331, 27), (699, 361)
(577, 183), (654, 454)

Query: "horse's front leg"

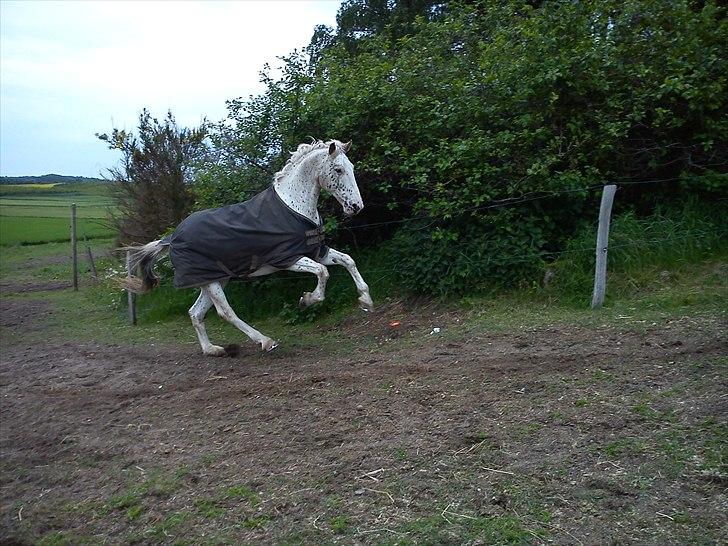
(287, 257), (329, 308)
(319, 248), (373, 311)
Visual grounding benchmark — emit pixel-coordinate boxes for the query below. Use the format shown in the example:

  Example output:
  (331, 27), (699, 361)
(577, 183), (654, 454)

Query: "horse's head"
(319, 140), (363, 216)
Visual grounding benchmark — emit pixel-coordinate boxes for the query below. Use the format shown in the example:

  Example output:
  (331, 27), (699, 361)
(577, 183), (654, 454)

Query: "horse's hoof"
(358, 295), (374, 312)
(299, 292), (314, 309)
(203, 345), (227, 357)
(261, 338), (278, 352)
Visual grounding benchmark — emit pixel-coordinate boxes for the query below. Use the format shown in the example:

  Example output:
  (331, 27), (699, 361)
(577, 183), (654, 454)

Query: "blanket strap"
(216, 260), (237, 277)
(305, 226), (326, 246)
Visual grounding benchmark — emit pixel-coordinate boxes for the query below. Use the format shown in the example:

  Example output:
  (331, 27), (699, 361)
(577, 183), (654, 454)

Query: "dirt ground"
(0, 281), (726, 544)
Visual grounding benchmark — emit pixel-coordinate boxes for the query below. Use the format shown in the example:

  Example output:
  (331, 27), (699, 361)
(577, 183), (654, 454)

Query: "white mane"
(274, 139), (343, 183)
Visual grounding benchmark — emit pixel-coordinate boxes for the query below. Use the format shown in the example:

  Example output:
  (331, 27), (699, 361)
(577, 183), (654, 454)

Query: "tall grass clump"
(549, 199), (728, 304)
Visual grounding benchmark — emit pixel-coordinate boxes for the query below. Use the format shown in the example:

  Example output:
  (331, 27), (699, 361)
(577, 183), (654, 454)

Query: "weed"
(660, 386), (683, 398)
(324, 495), (343, 509)
(199, 453), (215, 466)
(109, 492), (139, 510)
(659, 434), (693, 478)
(388, 513), (542, 545)
(194, 498), (226, 519)
(592, 369), (615, 381)
(242, 515), (271, 529)
(631, 402), (660, 420)
(225, 484), (260, 506)
(36, 532), (99, 546)
(393, 447), (408, 461)
(147, 511), (189, 540)
(126, 504), (144, 520)
(513, 422), (544, 438)
(604, 438), (645, 458)
(672, 511), (694, 525)
(330, 515), (350, 533)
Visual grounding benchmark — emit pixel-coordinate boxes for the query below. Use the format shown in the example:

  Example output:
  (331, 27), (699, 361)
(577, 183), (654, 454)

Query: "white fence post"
(591, 184), (617, 309)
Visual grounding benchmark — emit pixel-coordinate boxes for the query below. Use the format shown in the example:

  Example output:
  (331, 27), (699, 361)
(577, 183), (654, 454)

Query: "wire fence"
(339, 176), (695, 231)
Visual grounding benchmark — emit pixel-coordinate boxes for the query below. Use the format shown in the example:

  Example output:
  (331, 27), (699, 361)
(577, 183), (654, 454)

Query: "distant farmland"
(0, 183), (115, 245)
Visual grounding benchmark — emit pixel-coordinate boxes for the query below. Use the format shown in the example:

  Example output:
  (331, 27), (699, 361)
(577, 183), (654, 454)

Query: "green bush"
(191, 0), (726, 296)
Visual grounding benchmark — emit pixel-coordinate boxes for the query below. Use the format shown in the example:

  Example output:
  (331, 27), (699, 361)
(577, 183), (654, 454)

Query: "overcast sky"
(0, 0), (341, 177)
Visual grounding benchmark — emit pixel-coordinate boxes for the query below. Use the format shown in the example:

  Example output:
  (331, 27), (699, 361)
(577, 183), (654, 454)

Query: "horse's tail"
(120, 239), (170, 294)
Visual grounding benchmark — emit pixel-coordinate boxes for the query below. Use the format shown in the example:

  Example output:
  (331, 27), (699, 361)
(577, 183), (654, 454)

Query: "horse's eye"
(334, 167), (343, 175)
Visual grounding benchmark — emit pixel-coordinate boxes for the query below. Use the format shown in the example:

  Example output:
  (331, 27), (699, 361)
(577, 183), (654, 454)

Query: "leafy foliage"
(97, 110), (207, 244)
(197, 0), (727, 294)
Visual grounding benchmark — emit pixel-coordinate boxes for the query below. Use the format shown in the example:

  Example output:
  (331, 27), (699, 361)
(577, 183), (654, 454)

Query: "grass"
(0, 182), (114, 245)
(549, 199), (727, 304)
(225, 484), (260, 505)
(0, 216), (114, 245)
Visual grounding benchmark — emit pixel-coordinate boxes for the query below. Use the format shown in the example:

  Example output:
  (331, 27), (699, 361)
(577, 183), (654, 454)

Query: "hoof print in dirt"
(223, 343), (241, 357)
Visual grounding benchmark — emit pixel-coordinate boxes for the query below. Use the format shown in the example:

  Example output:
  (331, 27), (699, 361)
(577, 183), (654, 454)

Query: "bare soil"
(0, 290), (726, 544)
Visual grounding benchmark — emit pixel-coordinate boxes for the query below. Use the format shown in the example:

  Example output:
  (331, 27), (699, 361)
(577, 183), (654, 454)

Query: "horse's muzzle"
(345, 202), (363, 216)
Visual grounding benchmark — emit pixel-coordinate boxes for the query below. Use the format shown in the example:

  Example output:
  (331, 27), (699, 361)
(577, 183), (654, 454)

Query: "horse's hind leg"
(189, 289), (226, 357)
(203, 281), (278, 352)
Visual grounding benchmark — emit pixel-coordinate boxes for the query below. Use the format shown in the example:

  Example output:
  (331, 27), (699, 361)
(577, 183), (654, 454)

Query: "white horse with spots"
(124, 140), (373, 356)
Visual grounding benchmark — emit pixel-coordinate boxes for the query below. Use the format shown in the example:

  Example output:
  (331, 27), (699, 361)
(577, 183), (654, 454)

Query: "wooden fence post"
(591, 184), (617, 309)
(71, 203), (78, 291)
(126, 251), (137, 325)
(85, 245), (98, 278)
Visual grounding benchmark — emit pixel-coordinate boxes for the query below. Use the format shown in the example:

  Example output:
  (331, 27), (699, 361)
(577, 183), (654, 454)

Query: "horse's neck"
(273, 155), (321, 224)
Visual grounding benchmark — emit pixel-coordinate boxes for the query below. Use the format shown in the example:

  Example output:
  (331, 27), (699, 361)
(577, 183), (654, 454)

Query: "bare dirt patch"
(0, 310), (726, 544)
(0, 281), (72, 294)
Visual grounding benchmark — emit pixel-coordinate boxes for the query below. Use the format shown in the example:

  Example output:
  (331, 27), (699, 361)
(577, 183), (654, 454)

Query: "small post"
(85, 245), (98, 278)
(71, 203), (78, 291)
(591, 184), (617, 309)
(82, 232), (98, 278)
(126, 251), (137, 325)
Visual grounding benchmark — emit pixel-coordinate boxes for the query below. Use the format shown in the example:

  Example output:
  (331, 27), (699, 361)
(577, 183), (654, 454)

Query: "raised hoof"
(299, 292), (318, 309)
(203, 345), (227, 357)
(261, 338), (279, 352)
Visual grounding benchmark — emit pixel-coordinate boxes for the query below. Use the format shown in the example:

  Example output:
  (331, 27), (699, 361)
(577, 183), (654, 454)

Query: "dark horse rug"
(162, 187), (328, 288)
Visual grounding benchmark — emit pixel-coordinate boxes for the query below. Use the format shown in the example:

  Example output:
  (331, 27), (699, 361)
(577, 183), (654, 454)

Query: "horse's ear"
(328, 142), (337, 156)
(343, 140), (352, 153)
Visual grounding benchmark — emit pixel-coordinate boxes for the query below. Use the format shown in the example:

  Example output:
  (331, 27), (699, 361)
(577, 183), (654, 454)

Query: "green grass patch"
(36, 531), (100, 546)
(225, 484), (260, 506)
(0, 216), (113, 245)
(241, 515), (271, 529)
(603, 437), (646, 458)
(147, 511), (190, 541)
(0, 182), (114, 245)
(330, 514), (350, 534)
(194, 498), (226, 519)
(126, 504), (145, 520)
(388, 513), (541, 545)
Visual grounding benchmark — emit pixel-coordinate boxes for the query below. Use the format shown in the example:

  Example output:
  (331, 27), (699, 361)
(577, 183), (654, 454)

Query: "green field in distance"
(0, 183), (115, 245)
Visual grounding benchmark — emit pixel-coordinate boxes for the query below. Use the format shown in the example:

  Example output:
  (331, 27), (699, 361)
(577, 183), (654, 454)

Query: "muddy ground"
(0, 280), (726, 545)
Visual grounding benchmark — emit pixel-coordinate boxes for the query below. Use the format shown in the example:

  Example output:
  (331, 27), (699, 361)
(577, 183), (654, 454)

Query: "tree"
(97, 110), (208, 244)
